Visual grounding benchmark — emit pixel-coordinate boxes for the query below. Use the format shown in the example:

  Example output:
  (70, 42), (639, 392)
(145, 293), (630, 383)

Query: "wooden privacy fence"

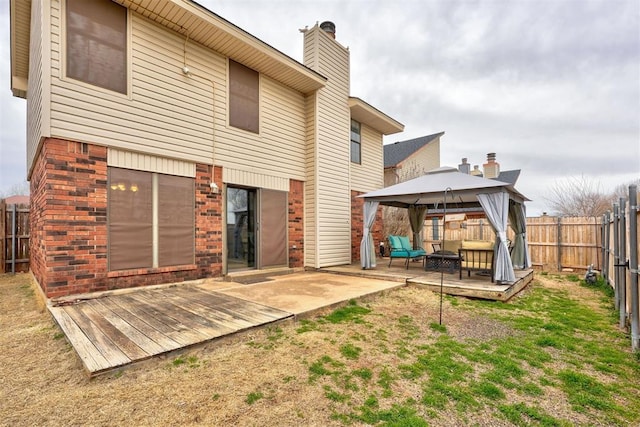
(423, 215), (606, 272)
(600, 185), (639, 351)
(0, 201), (30, 273)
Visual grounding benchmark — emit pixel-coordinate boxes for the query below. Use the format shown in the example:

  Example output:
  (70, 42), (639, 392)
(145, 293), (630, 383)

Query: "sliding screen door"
(259, 189), (288, 268)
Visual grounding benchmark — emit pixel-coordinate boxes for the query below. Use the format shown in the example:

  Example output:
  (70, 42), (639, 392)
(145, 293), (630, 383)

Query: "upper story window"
(229, 59), (259, 133)
(350, 119), (361, 164)
(66, 0), (127, 94)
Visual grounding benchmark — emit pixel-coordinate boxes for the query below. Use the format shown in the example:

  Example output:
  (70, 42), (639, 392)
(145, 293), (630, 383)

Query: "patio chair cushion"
(388, 235), (426, 258)
(461, 240), (494, 250)
(443, 240), (462, 253)
(398, 236), (412, 251)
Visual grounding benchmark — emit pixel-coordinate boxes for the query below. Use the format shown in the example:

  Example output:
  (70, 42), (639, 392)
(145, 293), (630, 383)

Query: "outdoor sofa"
(429, 239), (496, 281)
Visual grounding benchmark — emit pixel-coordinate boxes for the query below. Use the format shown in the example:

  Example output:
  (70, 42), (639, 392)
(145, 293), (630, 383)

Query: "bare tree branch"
(544, 175), (613, 217)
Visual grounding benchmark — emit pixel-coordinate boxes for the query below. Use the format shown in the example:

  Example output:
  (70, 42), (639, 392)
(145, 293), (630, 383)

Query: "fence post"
(594, 216), (600, 270)
(603, 212), (610, 283)
(601, 213), (606, 276)
(479, 219), (484, 240)
(613, 204), (620, 310)
(619, 198), (627, 329)
(0, 201), (4, 273)
(11, 203), (17, 274)
(556, 217), (562, 271)
(628, 185), (638, 351)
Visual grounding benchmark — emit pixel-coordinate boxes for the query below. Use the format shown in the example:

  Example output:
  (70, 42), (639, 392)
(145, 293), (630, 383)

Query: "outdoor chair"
(388, 235), (427, 269)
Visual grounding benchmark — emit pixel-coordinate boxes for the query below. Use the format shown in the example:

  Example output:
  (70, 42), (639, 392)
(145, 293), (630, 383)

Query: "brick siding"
(288, 179), (304, 267)
(350, 190), (383, 263)
(30, 138), (225, 298)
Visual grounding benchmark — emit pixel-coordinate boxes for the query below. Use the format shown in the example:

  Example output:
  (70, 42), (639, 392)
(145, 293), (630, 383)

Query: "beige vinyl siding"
(27, 0), (51, 175)
(304, 93), (318, 267)
(399, 139), (441, 181)
(48, 4), (309, 180)
(223, 168), (289, 192)
(350, 123), (383, 192)
(108, 148), (196, 178)
(50, 6), (216, 164)
(304, 26), (351, 267)
(215, 75), (307, 181)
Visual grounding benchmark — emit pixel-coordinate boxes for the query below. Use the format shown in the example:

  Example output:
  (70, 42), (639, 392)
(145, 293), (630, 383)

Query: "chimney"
(319, 21), (336, 39)
(470, 165), (483, 177)
(458, 157), (470, 174)
(483, 152), (500, 179)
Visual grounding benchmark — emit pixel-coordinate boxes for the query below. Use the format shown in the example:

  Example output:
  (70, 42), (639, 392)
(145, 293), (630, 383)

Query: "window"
(350, 119), (361, 164)
(229, 59), (259, 133)
(66, 0), (127, 94)
(108, 168), (194, 271)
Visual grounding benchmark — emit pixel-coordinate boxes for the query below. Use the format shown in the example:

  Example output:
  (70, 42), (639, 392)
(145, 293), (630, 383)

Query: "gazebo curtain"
(477, 192), (516, 283)
(360, 201), (379, 269)
(408, 205), (427, 250)
(508, 200), (531, 269)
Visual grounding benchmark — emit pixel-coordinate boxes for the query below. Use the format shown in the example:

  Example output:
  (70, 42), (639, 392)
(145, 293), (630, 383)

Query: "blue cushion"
(398, 236), (412, 251)
(388, 235), (401, 250)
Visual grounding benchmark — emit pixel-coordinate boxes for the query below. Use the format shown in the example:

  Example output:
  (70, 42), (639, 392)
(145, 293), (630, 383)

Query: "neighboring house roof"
(349, 97), (404, 135)
(383, 132), (444, 168)
(494, 170), (521, 185)
(10, 0), (327, 98)
(2, 195), (29, 205)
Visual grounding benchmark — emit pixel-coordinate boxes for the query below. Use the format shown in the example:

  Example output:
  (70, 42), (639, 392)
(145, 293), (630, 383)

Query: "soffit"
(349, 97), (404, 135)
(117, 0), (326, 94)
(10, 0), (31, 98)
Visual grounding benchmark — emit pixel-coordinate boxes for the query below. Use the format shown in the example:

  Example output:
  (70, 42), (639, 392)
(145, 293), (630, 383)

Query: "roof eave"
(10, 0), (31, 99)
(118, 0), (326, 94)
(349, 97), (404, 135)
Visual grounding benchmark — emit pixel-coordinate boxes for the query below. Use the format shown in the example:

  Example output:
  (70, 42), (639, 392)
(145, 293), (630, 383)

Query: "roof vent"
(320, 21), (336, 39)
(458, 157), (470, 174)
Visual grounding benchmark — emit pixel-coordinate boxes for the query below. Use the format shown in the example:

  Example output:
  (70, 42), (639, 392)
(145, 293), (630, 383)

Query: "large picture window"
(108, 168), (194, 271)
(351, 119), (361, 164)
(229, 59), (259, 133)
(66, 0), (127, 94)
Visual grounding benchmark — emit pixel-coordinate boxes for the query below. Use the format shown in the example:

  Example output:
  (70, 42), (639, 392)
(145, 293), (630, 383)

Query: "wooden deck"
(320, 261), (534, 302)
(49, 285), (292, 376)
(408, 269), (534, 301)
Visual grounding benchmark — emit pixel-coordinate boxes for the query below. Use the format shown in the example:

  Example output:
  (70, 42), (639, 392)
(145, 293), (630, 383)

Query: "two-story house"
(10, 0), (403, 298)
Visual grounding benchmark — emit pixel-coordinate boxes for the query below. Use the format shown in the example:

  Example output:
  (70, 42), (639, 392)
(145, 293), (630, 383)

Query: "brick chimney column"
(483, 153), (500, 179)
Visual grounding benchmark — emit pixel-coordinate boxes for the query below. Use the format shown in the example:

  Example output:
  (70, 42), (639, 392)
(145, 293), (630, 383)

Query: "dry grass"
(0, 272), (638, 426)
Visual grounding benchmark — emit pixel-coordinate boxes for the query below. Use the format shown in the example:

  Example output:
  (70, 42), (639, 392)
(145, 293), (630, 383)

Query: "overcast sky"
(1, 0), (638, 215)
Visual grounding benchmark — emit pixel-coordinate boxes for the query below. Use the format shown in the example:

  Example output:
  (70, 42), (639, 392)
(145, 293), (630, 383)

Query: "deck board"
(97, 297), (182, 352)
(61, 304), (132, 367)
(49, 307), (111, 372)
(48, 286), (293, 376)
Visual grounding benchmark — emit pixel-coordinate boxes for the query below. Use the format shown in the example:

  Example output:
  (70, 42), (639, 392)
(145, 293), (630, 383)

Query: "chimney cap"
(320, 21), (336, 38)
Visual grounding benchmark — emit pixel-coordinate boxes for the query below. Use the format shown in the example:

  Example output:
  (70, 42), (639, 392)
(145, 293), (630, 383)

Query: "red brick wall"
(288, 179), (304, 267)
(30, 138), (224, 298)
(30, 139), (109, 298)
(350, 190), (384, 262)
(195, 164), (223, 277)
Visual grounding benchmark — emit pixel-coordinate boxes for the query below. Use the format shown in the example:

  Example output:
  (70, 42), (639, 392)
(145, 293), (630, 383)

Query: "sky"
(0, 0), (638, 215)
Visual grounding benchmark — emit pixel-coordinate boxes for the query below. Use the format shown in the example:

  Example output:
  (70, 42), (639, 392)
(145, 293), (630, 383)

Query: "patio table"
(425, 252), (461, 274)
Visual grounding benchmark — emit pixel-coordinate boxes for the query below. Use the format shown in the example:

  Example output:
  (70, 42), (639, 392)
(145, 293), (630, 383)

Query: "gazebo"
(359, 167), (531, 283)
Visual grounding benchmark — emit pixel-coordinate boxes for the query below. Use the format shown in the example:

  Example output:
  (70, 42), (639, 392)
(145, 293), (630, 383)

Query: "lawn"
(0, 272), (638, 426)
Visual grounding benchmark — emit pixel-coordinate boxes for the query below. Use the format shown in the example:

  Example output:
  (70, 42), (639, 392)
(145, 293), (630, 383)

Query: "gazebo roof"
(360, 166), (529, 209)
